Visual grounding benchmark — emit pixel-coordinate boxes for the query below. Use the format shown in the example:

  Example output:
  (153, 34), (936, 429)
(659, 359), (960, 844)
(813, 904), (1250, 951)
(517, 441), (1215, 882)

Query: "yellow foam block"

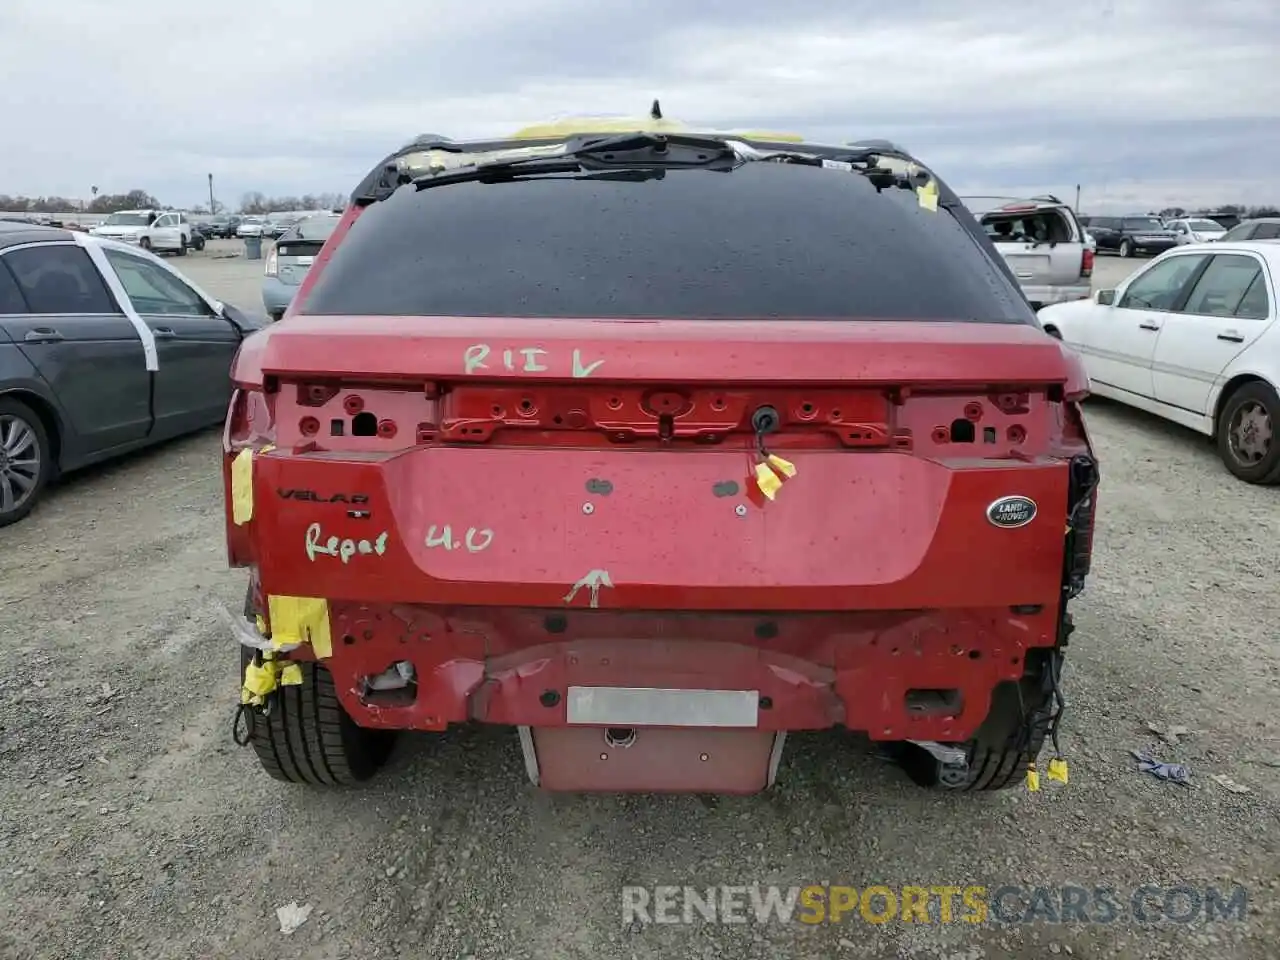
(754, 462), (782, 500)
(280, 663), (303, 686)
(1047, 758), (1069, 784)
(267, 595), (333, 659)
(230, 448), (254, 525)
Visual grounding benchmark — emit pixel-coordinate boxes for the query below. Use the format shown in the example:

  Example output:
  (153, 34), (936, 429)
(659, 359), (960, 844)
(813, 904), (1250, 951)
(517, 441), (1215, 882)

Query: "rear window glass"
(3, 244), (119, 314)
(0, 261), (29, 314)
(303, 162), (1033, 323)
(291, 216), (340, 242)
(1123, 218), (1164, 230)
(983, 210), (1073, 244)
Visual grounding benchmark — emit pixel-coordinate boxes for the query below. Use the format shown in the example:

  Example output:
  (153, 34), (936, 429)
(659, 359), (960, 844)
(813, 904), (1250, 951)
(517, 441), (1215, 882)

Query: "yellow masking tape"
(754, 462), (782, 500)
(917, 181), (939, 212)
(230, 448), (254, 525)
(267, 595), (333, 659)
(241, 659), (277, 703)
(1025, 766), (1041, 792)
(280, 663), (303, 686)
(1047, 758), (1069, 784)
(766, 454), (797, 478)
(509, 116), (689, 138)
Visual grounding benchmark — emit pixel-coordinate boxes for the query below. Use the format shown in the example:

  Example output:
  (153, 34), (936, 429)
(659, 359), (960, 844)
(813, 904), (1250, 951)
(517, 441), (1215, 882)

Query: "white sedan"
(1165, 217), (1227, 245)
(1037, 241), (1279, 483)
(236, 217), (267, 238)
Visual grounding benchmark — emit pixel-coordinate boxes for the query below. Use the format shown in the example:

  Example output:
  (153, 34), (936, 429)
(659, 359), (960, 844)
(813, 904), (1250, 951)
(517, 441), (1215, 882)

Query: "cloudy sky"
(1, 0), (1278, 213)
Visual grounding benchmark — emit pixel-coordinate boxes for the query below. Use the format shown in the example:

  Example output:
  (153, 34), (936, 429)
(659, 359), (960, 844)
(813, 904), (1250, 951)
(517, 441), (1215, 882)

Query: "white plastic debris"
(276, 901), (313, 935)
(215, 603), (300, 653)
(1209, 773), (1251, 794)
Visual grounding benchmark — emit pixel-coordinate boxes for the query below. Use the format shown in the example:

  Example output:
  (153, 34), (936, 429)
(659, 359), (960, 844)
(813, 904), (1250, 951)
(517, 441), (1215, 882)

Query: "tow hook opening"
(905, 688), (963, 717)
(603, 727), (637, 749)
(360, 661), (417, 707)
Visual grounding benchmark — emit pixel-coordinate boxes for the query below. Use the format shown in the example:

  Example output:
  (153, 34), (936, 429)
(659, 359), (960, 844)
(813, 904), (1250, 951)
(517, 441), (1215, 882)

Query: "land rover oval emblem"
(987, 496), (1037, 528)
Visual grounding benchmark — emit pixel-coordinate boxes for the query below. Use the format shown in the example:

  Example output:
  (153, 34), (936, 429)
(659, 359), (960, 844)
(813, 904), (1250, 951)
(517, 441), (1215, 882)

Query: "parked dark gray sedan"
(0, 221), (265, 525)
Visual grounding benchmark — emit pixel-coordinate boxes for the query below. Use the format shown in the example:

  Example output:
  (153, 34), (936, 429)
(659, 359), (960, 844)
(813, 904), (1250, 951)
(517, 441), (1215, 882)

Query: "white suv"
(964, 195), (1094, 310)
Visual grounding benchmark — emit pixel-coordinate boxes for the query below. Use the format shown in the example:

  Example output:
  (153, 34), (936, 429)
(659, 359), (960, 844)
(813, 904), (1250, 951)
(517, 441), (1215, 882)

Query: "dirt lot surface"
(1, 249), (1277, 960)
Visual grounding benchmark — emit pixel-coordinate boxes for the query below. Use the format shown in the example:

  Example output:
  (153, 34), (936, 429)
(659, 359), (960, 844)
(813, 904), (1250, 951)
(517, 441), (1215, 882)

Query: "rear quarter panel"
(0, 341), (75, 468)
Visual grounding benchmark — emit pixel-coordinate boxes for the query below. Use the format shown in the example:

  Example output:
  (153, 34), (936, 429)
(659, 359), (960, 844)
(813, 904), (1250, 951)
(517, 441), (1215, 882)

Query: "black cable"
(1048, 652), (1066, 756)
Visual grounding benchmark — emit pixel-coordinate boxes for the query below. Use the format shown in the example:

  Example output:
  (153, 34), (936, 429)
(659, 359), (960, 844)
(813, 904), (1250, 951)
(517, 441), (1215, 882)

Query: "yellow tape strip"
(754, 462), (782, 500)
(230, 448), (254, 525)
(766, 454), (797, 478)
(267, 595), (333, 659)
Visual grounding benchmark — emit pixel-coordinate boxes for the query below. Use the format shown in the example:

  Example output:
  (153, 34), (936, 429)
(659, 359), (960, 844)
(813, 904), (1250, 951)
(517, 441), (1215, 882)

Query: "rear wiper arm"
(413, 131), (739, 192)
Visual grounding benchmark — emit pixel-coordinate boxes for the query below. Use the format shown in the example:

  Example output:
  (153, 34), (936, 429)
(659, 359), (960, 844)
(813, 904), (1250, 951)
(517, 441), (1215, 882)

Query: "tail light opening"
(264, 247), (278, 277)
(1080, 247), (1094, 279)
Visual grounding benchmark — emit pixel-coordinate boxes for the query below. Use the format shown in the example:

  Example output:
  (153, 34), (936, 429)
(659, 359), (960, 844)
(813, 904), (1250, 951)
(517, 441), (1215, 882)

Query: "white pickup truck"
(89, 209), (196, 255)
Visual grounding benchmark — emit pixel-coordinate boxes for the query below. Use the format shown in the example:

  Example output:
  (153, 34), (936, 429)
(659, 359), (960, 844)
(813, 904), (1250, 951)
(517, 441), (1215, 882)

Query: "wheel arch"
(0, 388), (64, 470)
(1211, 373), (1274, 438)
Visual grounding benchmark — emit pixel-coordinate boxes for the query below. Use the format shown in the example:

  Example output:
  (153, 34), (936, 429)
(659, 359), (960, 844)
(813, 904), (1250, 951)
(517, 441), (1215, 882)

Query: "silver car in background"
(261, 212), (342, 320)
(236, 216), (267, 238)
(1165, 217), (1227, 244)
(964, 195), (1094, 309)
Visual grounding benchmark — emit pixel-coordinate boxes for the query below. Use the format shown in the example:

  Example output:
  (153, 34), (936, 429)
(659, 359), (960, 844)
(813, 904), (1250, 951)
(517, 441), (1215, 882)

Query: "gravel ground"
(1, 252), (1277, 960)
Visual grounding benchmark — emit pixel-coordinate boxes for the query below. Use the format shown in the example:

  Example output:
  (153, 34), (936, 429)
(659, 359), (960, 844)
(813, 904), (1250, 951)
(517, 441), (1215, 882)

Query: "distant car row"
(201, 215), (305, 240)
(1079, 215), (1280, 258)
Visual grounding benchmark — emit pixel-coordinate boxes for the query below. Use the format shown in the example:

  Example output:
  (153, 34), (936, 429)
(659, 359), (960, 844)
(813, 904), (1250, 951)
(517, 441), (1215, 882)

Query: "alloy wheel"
(1228, 399), (1272, 466)
(0, 413), (41, 515)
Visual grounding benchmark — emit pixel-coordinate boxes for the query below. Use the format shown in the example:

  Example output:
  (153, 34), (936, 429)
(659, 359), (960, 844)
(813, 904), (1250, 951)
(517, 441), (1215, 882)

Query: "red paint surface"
(223, 301), (1096, 743)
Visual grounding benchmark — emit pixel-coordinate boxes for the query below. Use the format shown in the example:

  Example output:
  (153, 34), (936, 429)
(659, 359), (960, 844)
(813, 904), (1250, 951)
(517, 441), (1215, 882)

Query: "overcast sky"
(1, 0), (1277, 213)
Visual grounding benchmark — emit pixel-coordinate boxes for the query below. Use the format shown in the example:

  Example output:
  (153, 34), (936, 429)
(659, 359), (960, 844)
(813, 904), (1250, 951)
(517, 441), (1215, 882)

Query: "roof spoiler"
(959, 194), (1065, 206)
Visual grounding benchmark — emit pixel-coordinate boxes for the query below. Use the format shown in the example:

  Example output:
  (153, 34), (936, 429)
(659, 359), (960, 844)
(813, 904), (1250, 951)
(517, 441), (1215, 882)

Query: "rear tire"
(892, 659), (1057, 791)
(139, 236), (152, 251)
(239, 587), (397, 785)
(177, 238), (187, 256)
(0, 397), (53, 528)
(1216, 381), (1280, 484)
(1118, 239), (1132, 258)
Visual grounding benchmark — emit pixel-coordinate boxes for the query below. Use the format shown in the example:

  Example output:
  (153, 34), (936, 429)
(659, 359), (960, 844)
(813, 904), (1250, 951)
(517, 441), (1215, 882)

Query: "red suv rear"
(224, 129), (1099, 795)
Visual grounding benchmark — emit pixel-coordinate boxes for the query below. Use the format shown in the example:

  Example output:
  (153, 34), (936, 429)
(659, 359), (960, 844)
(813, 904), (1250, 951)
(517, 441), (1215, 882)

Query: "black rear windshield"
(303, 161), (1033, 323)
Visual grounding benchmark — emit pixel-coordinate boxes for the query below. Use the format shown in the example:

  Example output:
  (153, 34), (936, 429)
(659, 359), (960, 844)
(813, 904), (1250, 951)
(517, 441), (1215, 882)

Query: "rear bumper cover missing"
(301, 602), (1056, 745)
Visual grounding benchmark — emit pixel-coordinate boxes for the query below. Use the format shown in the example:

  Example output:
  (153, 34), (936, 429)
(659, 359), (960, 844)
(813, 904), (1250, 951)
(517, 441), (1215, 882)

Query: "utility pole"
(208, 173), (216, 215)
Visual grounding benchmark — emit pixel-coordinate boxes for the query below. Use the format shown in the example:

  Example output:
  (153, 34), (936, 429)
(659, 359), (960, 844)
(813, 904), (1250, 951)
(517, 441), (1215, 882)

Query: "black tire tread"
(238, 584), (396, 786)
(241, 649), (396, 786)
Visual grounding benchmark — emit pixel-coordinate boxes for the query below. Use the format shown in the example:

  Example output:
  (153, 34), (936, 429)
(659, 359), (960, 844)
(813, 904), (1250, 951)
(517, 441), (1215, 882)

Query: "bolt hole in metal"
(604, 727), (636, 749)
(0, 414), (41, 512)
(582, 502), (595, 515)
